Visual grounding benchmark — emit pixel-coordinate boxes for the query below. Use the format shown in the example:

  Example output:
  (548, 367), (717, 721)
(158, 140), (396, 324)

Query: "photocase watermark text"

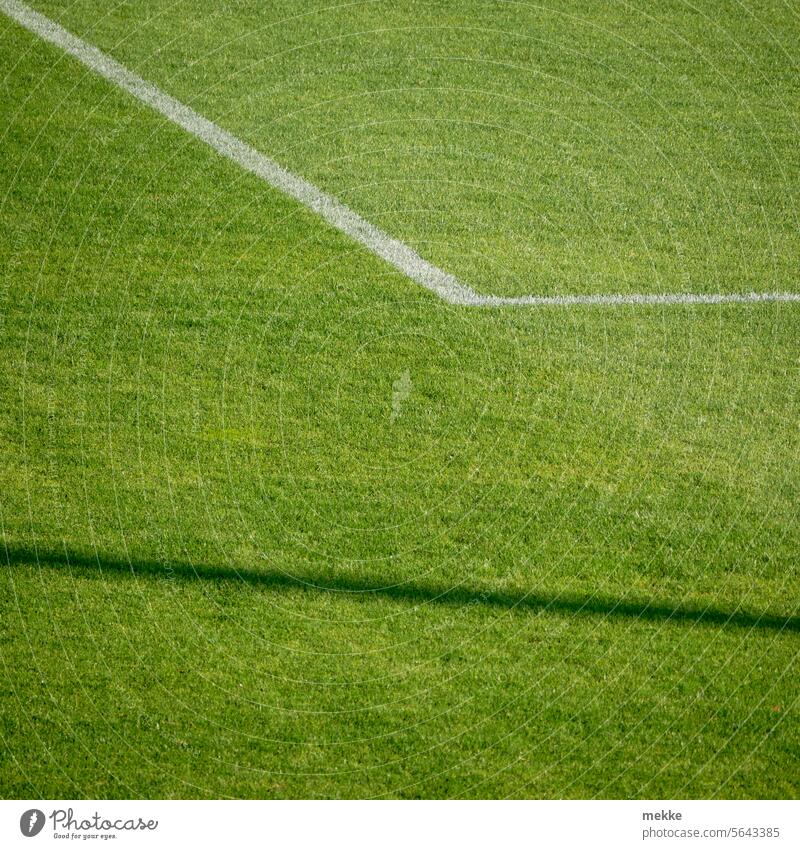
(19, 807), (159, 839)
(51, 809), (158, 833)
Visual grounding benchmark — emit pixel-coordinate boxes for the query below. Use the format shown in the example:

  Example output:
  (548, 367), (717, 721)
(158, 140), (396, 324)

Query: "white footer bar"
(2, 799), (797, 848)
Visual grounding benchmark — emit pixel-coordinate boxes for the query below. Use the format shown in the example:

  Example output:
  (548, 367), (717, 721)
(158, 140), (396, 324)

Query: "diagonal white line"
(3, 0), (799, 309)
(1, 0), (477, 305)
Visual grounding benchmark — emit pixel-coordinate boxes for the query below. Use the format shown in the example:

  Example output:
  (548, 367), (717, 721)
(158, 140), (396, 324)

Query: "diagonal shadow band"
(3, 545), (798, 634)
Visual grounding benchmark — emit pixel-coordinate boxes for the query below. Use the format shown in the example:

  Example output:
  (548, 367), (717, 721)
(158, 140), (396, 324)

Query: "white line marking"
(3, 0), (798, 309)
(472, 291), (800, 306)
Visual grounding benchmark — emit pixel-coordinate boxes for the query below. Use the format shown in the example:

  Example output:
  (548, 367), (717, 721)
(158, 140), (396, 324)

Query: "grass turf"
(1, 0), (798, 798)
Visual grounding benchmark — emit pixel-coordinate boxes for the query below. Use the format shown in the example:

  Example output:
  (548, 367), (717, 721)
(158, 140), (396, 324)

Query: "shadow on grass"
(3, 545), (799, 634)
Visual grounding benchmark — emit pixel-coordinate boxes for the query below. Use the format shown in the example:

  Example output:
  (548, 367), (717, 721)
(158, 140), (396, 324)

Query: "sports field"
(1, 0), (798, 799)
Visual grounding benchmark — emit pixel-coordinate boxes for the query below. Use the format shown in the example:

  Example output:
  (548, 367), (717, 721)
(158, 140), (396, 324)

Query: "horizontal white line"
(3, 0), (798, 309)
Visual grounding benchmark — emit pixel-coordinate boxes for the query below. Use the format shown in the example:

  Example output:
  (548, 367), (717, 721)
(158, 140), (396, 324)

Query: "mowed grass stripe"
(3, 0), (798, 308)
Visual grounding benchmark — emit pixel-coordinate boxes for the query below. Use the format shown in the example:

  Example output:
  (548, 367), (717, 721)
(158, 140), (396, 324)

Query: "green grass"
(22, 0), (800, 299)
(1, 0), (798, 798)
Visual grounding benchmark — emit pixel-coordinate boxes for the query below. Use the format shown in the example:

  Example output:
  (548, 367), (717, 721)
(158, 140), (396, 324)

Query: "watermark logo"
(19, 809), (45, 837)
(391, 370), (412, 423)
(17, 807), (159, 838)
